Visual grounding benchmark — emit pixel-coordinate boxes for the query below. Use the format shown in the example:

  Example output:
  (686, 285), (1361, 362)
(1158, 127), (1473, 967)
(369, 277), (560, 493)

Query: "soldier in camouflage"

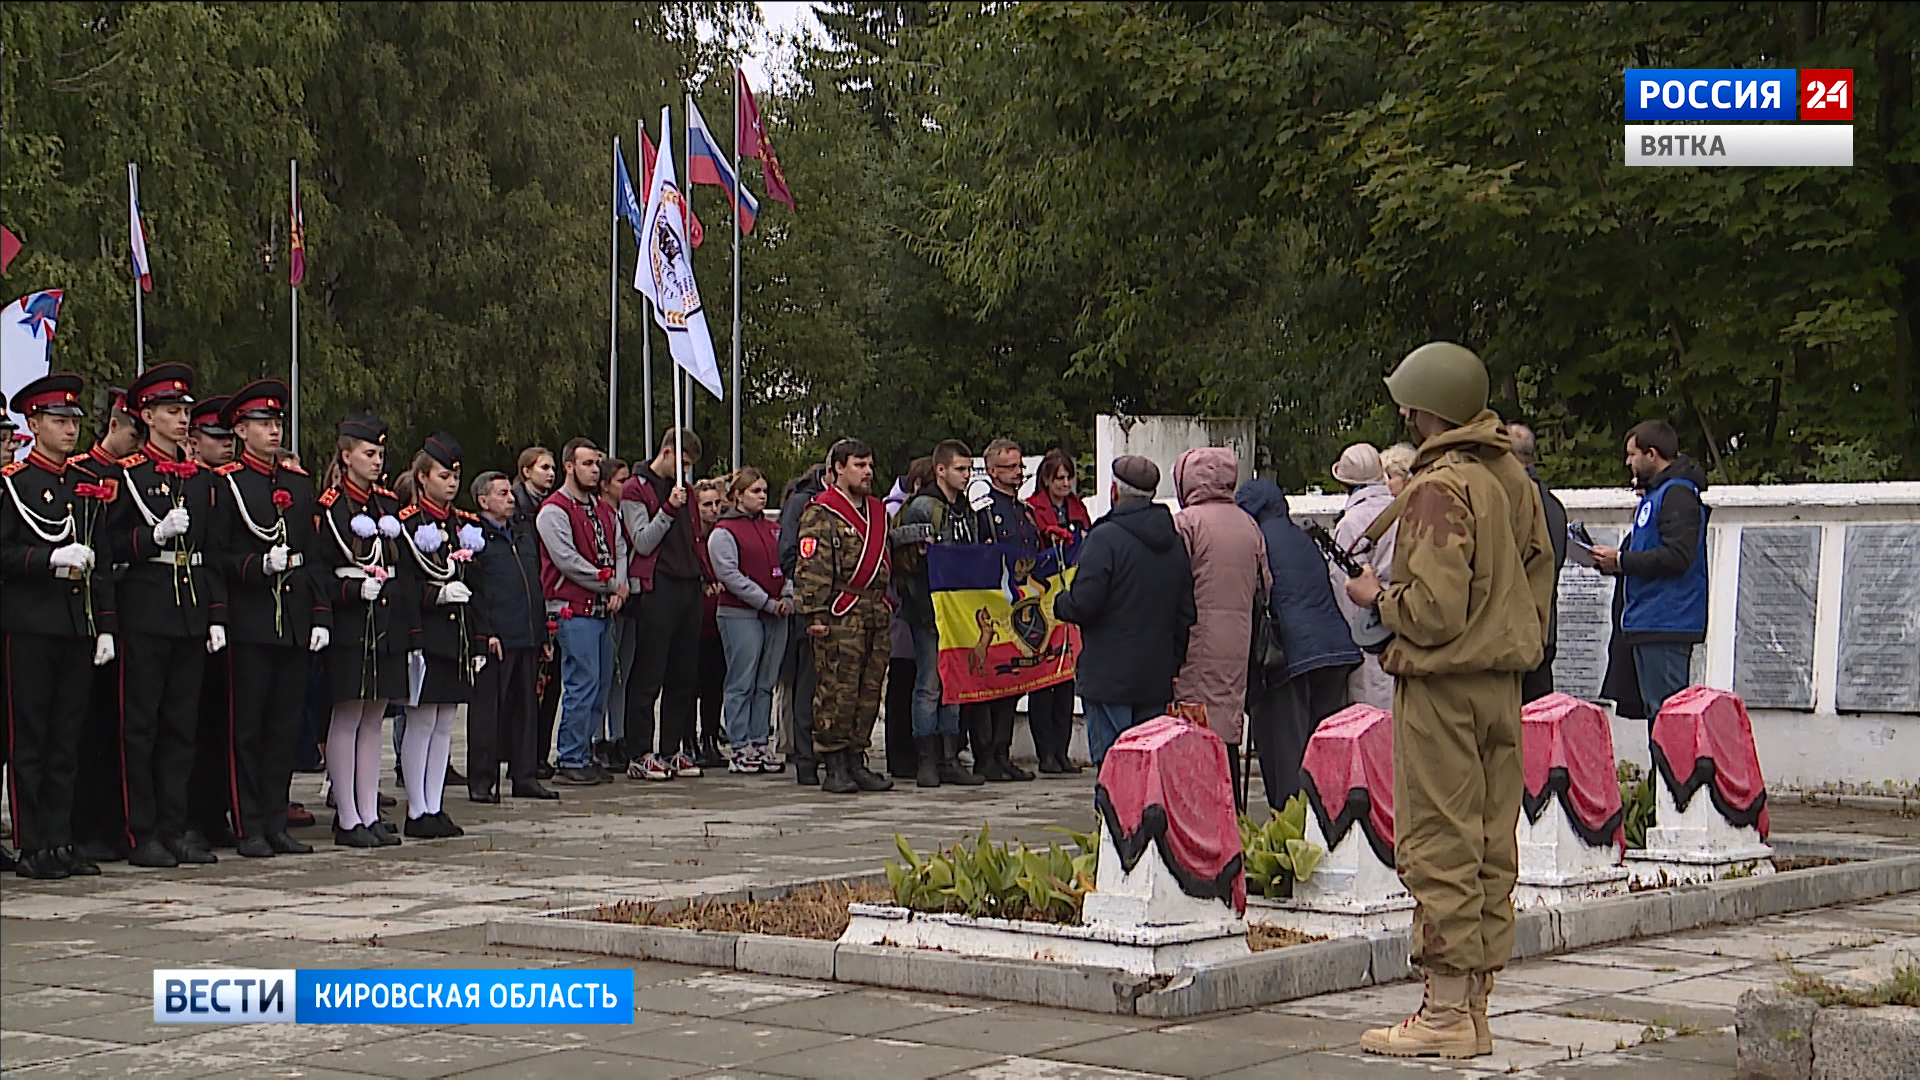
(792, 438), (895, 794)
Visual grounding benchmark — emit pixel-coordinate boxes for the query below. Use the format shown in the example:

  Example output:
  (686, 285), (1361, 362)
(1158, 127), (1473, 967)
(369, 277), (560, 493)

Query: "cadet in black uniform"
(66, 389), (140, 863)
(394, 433), (488, 839)
(106, 362), (229, 868)
(312, 414), (415, 847)
(187, 394), (237, 848)
(210, 381), (330, 857)
(3, 374), (117, 879)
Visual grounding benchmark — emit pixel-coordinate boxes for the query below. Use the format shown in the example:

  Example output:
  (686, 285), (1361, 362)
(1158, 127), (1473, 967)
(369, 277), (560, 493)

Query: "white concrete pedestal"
(1081, 822), (1238, 928)
(1514, 798), (1629, 908)
(1626, 778), (1774, 887)
(1243, 809), (1413, 938)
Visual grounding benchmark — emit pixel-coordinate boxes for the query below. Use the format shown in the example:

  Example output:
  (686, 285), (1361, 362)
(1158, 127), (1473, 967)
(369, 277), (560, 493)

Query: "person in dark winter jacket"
(1052, 455), (1196, 766)
(1591, 420), (1709, 720)
(775, 462), (828, 784)
(1236, 479), (1361, 810)
(1508, 424), (1567, 703)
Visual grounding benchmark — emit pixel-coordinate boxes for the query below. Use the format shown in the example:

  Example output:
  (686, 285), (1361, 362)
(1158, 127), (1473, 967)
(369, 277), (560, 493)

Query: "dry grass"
(1249, 924), (1317, 951)
(589, 880), (892, 941)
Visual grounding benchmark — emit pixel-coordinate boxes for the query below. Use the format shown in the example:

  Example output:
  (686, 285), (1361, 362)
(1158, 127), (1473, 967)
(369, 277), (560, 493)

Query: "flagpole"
(640, 120), (654, 455)
(731, 64), (743, 472)
(129, 162), (145, 375)
(608, 135), (621, 458)
(685, 93), (695, 448)
(289, 158), (301, 457)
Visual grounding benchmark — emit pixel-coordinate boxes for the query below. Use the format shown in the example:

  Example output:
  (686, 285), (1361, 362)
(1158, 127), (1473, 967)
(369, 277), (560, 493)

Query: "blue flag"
(615, 150), (645, 248)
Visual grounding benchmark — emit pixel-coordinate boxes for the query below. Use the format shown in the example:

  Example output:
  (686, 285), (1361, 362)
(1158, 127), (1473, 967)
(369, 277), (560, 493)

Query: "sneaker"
(639, 753), (673, 781)
(668, 751), (702, 778)
(553, 766), (600, 786)
(728, 748), (760, 774)
(625, 758), (647, 780)
(758, 746), (786, 773)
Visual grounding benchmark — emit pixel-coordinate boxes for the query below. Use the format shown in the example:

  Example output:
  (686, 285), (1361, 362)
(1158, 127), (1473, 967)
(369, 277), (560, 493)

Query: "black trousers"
(535, 653), (561, 765)
(72, 659), (127, 848)
(626, 576), (701, 757)
(118, 632), (205, 846)
(1026, 678), (1077, 765)
(190, 649), (232, 837)
(696, 634), (725, 755)
(964, 695), (1021, 765)
(6, 633), (91, 851)
(1249, 664), (1354, 814)
(785, 616), (818, 769)
(470, 646), (539, 790)
(229, 642), (308, 838)
(1521, 651), (1556, 705)
(884, 657), (917, 775)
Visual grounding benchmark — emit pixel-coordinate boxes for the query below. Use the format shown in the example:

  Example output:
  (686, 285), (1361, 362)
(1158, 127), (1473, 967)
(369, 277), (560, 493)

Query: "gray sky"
(739, 2), (823, 92)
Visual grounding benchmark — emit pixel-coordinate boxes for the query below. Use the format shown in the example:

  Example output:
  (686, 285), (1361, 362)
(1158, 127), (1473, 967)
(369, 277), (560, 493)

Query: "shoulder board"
(454, 507), (477, 522)
(67, 453), (93, 467)
(1, 461), (24, 477)
(119, 452), (148, 468)
(318, 488), (339, 508)
(281, 462), (308, 476)
(214, 462), (244, 476)
(375, 486), (397, 499)
(397, 504), (420, 521)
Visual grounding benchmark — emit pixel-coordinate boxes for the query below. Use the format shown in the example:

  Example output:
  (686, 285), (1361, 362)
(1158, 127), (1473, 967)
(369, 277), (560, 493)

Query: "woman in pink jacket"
(1170, 447), (1269, 795)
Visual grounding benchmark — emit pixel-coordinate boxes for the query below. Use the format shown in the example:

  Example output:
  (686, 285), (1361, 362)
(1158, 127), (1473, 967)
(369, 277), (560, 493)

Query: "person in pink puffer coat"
(1170, 447), (1270, 769)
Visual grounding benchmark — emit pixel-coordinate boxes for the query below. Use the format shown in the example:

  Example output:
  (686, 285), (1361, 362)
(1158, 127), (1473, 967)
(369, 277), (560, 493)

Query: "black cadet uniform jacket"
(1, 455), (117, 638)
(396, 503), (490, 667)
(311, 481), (419, 658)
(106, 448), (227, 637)
(210, 457), (332, 646)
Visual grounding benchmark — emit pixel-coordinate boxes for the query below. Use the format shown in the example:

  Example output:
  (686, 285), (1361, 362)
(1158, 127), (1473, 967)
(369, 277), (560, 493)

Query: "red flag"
(640, 127), (705, 248)
(289, 181), (307, 287)
(0, 225), (20, 273)
(737, 67), (794, 209)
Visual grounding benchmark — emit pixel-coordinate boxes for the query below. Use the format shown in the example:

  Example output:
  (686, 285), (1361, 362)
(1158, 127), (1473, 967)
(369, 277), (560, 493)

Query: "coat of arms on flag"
(928, 541), (1080, 705)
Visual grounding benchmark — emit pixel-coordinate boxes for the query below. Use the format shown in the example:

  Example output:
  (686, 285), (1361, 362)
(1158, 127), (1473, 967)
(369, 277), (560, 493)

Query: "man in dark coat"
(775, 461), (827, 784)
(1236, 479), (1361, 811)
(1508, 424), (1567, 703)
(1052, 455), (1196, 766)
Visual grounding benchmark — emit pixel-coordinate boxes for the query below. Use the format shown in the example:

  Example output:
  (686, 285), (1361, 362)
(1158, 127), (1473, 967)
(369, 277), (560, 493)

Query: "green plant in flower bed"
(1238, 794), (1324, 899)
(885, 825), (1097, 923)
(1618, 761), (1656, 850)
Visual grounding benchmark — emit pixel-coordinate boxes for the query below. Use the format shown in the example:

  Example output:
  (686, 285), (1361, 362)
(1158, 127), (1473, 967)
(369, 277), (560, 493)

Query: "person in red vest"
(709, 467), (793, 772)
(534, 438), (628, 787)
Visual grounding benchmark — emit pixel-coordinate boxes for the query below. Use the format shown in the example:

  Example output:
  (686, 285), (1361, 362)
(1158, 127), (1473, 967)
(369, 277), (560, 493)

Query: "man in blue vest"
(1591, 420), (1709, 719)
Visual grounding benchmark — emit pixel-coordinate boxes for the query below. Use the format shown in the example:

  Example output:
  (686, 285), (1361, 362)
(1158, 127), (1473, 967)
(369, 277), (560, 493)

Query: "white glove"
(50, 543), (95, 573)
(310, 626), (331, 653)
(359, 576), (384, 602)
(265, 544), (291, 573)
(471, 655), (488, 677)
(436, 581), (473, 605)
(207, 625), (228, 653)
(94, 634), (116, 667)
(154, 506), (191, 544)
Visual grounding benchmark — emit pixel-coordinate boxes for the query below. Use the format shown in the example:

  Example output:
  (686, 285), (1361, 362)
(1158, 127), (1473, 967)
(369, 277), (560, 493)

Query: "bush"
(1238, 794), (1325, 899)
(885, 825), (1096, 923)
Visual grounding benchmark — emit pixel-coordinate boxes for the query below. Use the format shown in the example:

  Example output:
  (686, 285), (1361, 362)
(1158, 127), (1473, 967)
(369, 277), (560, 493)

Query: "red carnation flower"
(272, 489), (294, 509)
(545, 619), (560, 634)
(558, 606), (575, 620)
(595, 567), (613, 582)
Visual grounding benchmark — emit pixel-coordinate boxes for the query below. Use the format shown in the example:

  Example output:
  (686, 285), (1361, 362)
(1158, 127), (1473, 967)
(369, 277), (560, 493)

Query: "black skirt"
(417, 654), (473, 706)
(327, 634), (410, 705)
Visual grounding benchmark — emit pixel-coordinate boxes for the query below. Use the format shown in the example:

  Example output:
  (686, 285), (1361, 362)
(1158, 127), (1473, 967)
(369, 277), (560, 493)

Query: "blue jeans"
(908, 621), (960, 738)
(555, 614), (614, 768)
(718, 614), (788, 750)
(1084, 701), (1168, 767)
(1633, 642), (1693, 720)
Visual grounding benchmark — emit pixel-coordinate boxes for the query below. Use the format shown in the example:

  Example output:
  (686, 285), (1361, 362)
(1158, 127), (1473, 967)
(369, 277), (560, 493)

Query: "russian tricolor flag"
(129, 175), (153, 292)
(685, 96), (759, 234)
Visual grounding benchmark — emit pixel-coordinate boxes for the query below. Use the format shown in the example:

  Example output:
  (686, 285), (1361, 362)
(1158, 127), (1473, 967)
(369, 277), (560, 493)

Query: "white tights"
(327, 699), (388, 830)
(402, 703), (459, 819)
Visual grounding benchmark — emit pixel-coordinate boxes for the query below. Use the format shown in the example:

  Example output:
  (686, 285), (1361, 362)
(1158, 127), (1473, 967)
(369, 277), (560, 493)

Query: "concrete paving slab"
(879, 1010), (1143, 1055)
(630, 972), (841, 1018)
(4, 1040), (253, 1078)
(742, 1035), (1003, 1080)
(1497, 958), (1691, 995)
(946, 1058), (1185, 1079)
(281, 1030), (550, 1078)
(732, 987), (983, 1035)
(1, 1031), (123, 1070)
(599, 1015), (849, 1067)
(1487, 1012), (1663, 1052)
(1038, 1028), (1299, 1077)
(430, 1047), (705, 1078)
(1154, 1010), (1373, 1053)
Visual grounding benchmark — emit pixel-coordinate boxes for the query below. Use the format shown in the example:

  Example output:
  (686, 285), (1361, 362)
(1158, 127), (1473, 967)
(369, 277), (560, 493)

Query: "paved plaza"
(3, 758), (1916, 1079)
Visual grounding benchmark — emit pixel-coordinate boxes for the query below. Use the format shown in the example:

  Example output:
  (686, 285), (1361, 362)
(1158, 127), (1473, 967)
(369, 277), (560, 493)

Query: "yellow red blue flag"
(928, 542), (1080, 705)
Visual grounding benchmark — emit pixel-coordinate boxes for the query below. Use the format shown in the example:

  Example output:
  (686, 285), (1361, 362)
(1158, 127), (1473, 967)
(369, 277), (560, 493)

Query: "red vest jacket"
(714, 514), (783, 611)
(538, 488), (618, 613)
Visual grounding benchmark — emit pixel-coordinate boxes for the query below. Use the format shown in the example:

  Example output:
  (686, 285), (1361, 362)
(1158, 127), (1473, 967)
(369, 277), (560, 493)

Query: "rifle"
(1305, 522), (1394, 654)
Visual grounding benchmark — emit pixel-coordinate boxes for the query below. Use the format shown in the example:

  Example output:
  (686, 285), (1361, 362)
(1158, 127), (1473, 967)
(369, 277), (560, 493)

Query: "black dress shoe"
(536, 761), (556, 780)
(368, 820), (401, 846)
(403, 815), (446, 839)
(78, 839), (126, 863)
(57, 846), (102, 875)
(14, 848), (70, 879)
(468, 788), (501, 804)
(334, 824), (380, 848)
(235, 835), (277, 859)
(433, 811), (465, 838)
(445, 764), (466, 786)
(164, 835), (219, 864)
(0, 844), (17, 873)
(377, 792), (397, 808)
(286, 803), (316, 827)
(204, 824), (239, 848)
(552, 766), (599, 786)
(129, 839), (180, 868)
(510, 782), (559, 800)
(794, 759), (820, 786)
(266, 832), (313, 855)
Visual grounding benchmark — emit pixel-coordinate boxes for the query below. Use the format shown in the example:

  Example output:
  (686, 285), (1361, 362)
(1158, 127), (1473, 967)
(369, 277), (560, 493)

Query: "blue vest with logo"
(1621, 477), (1708, 636)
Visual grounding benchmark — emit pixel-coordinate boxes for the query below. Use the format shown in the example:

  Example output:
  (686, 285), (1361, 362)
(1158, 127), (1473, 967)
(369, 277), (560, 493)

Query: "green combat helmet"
(1383, 342), (1488, 426)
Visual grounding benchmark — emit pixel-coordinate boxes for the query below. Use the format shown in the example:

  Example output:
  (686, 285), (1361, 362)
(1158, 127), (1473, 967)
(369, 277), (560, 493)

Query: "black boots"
(940, 734), (986, 786)
(822, 750), (893, 794)
(847, 752), (894, 792)
(915, 736), (942, 788)
(995, 711), (1035, 781)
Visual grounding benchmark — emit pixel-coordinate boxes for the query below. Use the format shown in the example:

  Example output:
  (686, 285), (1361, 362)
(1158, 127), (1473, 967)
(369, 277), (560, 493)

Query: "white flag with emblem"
(635, 107), (723, 400)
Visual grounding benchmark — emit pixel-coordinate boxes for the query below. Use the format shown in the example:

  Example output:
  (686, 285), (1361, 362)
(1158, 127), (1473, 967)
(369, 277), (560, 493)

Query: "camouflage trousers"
(1392, 668), (1523, 978)
(808, 614), (888, 756)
